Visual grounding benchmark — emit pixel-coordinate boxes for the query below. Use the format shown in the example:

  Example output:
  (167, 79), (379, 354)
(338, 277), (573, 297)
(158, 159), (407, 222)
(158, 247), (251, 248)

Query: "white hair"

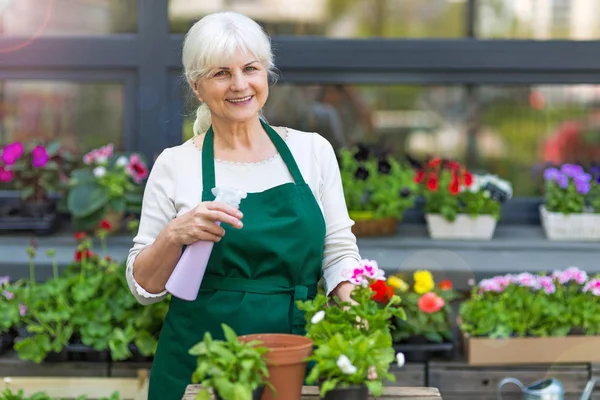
(182, 11), (277, 136)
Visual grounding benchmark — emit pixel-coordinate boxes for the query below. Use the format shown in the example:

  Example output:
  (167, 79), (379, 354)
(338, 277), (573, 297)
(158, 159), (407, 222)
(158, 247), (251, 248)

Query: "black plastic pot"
(65, 340), (110, 362)
(0, 332), (13, 355)
(322, 384), (368, 400)
(0, 191), (61, 235)
(215, 386), (264, 400)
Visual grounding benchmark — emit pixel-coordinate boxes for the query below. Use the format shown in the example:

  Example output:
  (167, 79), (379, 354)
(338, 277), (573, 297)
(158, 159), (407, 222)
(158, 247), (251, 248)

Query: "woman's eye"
(244, 66), (257, 72)
(214, 71), (227, 77)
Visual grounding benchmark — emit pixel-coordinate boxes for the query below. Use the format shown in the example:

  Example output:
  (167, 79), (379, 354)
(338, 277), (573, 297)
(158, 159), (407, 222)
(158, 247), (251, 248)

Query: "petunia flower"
(311, 310), (325, 324)
(336, 355), (357, 375)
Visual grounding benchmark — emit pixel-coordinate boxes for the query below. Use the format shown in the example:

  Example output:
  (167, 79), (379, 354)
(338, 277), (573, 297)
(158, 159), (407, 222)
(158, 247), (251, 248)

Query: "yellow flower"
(387, 276), (409, 292)
(413, 270), (434, 294)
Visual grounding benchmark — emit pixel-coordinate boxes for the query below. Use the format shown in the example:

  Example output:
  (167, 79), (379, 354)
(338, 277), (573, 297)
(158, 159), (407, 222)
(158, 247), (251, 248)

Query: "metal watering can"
(497, 377), (596, 400)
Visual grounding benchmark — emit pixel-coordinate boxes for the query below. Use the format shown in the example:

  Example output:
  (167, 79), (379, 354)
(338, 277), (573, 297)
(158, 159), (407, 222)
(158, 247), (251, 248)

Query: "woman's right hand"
(166, 201), (244, 245)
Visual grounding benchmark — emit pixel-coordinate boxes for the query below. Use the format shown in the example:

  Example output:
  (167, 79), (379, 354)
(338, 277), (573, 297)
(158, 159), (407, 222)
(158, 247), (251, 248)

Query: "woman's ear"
(191, 82), (203, 102)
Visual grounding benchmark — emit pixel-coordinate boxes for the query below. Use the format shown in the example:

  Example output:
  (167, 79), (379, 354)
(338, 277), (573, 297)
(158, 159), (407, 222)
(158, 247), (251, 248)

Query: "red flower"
(426, 173), (438, 191)
(414, 170), (425, 184)
(105, 255), (112, 261)
(369, 280), (394, 304)
(439, 280), (453, 290)
(463, 171), (474, 187)
(428, 158), (441, 168)
(74, 232), (87, 241)
(418, 292), (445, 313)
(446, 161), (461, 170)
(448, 176), (460, 195)
(74, 249), (93, 262)
(100, 219), (112, 230)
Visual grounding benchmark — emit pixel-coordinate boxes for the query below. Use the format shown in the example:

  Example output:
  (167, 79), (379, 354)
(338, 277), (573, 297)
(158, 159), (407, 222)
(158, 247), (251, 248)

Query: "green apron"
(148, 121), (326, 400)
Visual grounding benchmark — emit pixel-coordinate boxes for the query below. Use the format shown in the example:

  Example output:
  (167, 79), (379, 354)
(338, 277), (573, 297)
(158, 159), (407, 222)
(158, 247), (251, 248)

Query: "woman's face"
(194, 49), (269, 126)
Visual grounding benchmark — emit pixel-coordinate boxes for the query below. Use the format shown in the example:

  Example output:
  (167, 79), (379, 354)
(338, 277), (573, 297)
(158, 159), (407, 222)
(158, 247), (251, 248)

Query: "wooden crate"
(0, 350), (109, 377)
(428, 361), (590, 400)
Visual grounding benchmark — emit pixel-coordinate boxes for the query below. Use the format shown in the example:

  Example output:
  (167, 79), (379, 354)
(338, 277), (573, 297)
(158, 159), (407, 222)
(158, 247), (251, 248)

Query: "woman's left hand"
(331, 281), (356, 304)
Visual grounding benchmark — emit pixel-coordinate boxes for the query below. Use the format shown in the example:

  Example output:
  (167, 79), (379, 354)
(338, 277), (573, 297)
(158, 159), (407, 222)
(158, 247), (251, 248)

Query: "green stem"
(29, 258), (35, 288)
(52, 256), (58, 280)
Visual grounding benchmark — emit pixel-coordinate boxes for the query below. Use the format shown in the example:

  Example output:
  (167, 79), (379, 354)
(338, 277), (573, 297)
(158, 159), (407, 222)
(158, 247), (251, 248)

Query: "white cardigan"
(126, 128), (360, 305)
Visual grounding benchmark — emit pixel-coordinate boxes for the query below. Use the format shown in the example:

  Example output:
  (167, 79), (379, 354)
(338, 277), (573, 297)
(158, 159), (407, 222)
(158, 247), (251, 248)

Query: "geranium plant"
(459, 267), (600, 339)
(0, 140), (76, 202)
(66, 144), (149, 230)
(297, 260), (406, 397)
(387, 271), (458, 343)
(543, 163), (598, 214)
(189, 324), (270, 400)
(338, 145), (417, 220)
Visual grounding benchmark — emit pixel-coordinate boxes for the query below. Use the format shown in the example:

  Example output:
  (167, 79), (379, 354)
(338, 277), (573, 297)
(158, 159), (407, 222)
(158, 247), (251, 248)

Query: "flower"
(126, 154), (149, 183)
(552, 266), (588, 285)
(537, 276), (556, 294)
(31, 145), (49, 168)
(413, 270), (435, 294)
(346, 260), (385, 286)
(336, 355), (357, 375)
(583, 279), (600, 296)
(0, 165), (13, 182)
(438, 280), (453, 290)
(369, 280), (394, 303)
(396, 352), (405, 367)
(387, 276), (409, 292)
(0, 276), (9, 286)
(2, 290), (14, 300)
(74, 232), (87, 241)
(18, 304), (27, 317)
(93, 166), (106, 178)
(367, 366), (378, 380)
(1, 142), (23, 165)
(418, 292), (445, 313)
(74, 249), (93, 262)
(100, 219), (112, 230)
(116, 155), (128, 167)
(311, 310), (325, 324)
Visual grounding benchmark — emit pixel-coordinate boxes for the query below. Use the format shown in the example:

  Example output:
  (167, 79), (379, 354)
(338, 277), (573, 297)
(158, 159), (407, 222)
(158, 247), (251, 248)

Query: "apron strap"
(201, 120), (307, 201)
(201, 276), (314, 335)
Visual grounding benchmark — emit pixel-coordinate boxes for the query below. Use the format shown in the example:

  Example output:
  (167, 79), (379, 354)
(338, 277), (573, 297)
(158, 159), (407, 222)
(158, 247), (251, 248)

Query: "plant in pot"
(297, 260), (407, 399)
(0, 140), (77, 233)
(189, 323), (271, 400)
(338, 144), (417, 237)
(541, 164), (600, 241)
(66, 144), (148, 233)
(386, 271), (458, 362)
(416, 158), (512, 240)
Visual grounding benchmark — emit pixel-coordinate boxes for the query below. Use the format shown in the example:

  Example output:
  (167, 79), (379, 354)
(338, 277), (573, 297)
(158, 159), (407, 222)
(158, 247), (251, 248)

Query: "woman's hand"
(331, 281), (357, 305)
(166, 201), (243, 246)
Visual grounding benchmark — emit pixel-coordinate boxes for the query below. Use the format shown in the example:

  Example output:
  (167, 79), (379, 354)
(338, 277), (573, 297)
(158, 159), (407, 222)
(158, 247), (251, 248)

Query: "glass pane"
(477, 0), (600, 40)
(182, 83), (600, 198)
(169, 0), (465, 38)
(0, 0), (137, 36)
(0, 81), (124, 152)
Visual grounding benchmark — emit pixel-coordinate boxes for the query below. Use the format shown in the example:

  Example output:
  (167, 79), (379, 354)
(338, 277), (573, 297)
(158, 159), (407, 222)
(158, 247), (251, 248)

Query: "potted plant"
(0, 140), (77, 234)
(459, 267), (600, 365)
(189, 323), (270, 400)
(540, 163), (600, 241)
(338, 145), (417, 237)
(386, 271), (458, 361)
(297, 260), (407, 399)
(66, 144), (148, 233)
(416, 158), (512, 240)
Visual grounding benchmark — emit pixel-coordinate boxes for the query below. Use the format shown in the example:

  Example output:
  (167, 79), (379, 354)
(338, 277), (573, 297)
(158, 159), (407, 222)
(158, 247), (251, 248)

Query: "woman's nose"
(230, 72), (248, 91)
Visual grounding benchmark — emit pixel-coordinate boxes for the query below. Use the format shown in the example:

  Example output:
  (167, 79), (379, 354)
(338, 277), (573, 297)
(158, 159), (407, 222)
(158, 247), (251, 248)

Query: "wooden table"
(183, 385), (442, 399)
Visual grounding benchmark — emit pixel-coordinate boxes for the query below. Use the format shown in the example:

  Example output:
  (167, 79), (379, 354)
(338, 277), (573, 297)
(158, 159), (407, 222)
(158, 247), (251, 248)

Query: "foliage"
(387, 271), (458, 343)
(338, 144), (417, 220)
(416, 158), (511, 221)
(66, 144), (148, 231)
(297, 260), (406, 397)
(0, 388), (120, 400)
(0, 140), (77, 202)
(543, 163), (600, 214)
(189, 324), (270, 400)
(459, 267), (600, 338)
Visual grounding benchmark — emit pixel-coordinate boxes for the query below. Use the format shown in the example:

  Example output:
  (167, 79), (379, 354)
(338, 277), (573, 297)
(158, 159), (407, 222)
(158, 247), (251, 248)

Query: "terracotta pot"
(322, 384), (368, 400)
(238, 333), (313, 400)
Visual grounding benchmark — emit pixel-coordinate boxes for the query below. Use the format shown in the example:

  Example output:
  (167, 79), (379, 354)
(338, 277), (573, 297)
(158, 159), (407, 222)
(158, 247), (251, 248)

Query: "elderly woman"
(126, 11), (362, 399)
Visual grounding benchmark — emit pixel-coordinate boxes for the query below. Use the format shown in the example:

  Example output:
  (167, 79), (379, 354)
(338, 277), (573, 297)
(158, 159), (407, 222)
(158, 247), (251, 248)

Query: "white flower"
(116, 155), (128, 167)
(311, 310), (325, 324)
(96, 155), (108, 165)
(93, 166), (106, 178)
(3, 377), (11, 383)
(396, 352), (405, 367)
(336, 355), (357, 375)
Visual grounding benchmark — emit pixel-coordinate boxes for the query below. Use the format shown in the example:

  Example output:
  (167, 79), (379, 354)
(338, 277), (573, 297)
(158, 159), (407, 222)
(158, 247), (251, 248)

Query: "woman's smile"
(226, 95), (254, 105)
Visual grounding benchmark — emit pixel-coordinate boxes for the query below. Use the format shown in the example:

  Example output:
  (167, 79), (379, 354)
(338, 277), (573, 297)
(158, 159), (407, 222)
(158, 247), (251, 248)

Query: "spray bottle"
(165, 187), (247, 301)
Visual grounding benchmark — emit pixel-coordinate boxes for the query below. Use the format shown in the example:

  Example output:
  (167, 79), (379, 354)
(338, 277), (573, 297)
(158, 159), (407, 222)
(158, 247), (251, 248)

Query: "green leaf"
(108, 197), (126, 212)
(67, 182), (108, 217)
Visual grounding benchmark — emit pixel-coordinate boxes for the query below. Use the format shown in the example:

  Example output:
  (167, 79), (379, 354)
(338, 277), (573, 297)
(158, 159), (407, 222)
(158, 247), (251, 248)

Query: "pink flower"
(583, 279), (600, 296)
(553, 266), (588, 285)
(125, 154), (149, 183)
(346, 259), (385, 286)
(1, 142), (23, 165)
(478, 278), (504, 293)
(18, 304), (27, 316)
(537, 276), (556, 294)
(83, 144), (113, 165)
(418, 292), (445, 313)
(0, 165), (13, 183)
(2, 291), (13, 300)
(31, 146), (49, 168)
(367, 366), (378, 380)
(516, 273), (542, 290)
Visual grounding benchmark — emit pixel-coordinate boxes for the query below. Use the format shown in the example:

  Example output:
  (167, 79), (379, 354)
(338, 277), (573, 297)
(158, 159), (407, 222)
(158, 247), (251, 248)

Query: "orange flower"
(369, 280), (394, 304)
(438, 280), (453, 290)
(418, 292), (445, 313)
(100, 219), (112, 230)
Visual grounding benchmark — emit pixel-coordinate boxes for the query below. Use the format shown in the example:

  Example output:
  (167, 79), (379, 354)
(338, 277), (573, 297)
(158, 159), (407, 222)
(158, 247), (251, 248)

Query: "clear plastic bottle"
(165, 187), (247, 301)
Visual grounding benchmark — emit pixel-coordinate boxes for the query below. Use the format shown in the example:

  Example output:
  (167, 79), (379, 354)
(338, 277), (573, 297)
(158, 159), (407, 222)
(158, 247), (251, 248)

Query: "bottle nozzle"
(212, 187), (247, 209)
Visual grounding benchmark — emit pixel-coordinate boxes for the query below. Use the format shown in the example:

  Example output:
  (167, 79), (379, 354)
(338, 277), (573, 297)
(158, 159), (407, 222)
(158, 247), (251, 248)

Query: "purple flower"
(31, 146), (49, 168)
(18, 304), (27, 317)
(543, 167), (560, 181)
(556, 173), (569, 189)
(574, 174), (592, 194)
(1, 142), (24, 165)
(0, 276), (9, 286)
(2, 290), (13, 300)
(561, 163), (584, 178)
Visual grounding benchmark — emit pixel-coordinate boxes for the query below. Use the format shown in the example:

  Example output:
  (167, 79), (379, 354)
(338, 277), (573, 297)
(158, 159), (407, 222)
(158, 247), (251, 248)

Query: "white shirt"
(126, 127), (361, 305)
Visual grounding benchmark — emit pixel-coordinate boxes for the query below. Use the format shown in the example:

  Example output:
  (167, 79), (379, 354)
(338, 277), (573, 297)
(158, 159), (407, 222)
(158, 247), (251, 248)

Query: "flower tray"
(351, 217), (398, 237)
(0, 190), (61, 235)
(426, 214), (497, 240)
(393, 341), (454, 363)
(463, 333), (600, 365)
(540, 205), (600, 241)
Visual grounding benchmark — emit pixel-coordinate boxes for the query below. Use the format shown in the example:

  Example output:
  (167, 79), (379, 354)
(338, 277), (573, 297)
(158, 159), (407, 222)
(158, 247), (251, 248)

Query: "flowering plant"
(338, 145), (417, 220)
(543, 163), (599, 214)
(387, 271), (458, 343)
(459, 266), (600, 339)
(66, 144), (149, 230)
(0, 140), (76, 202)
(415, 158), (511, 221)
(297, 260), (406, 397)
